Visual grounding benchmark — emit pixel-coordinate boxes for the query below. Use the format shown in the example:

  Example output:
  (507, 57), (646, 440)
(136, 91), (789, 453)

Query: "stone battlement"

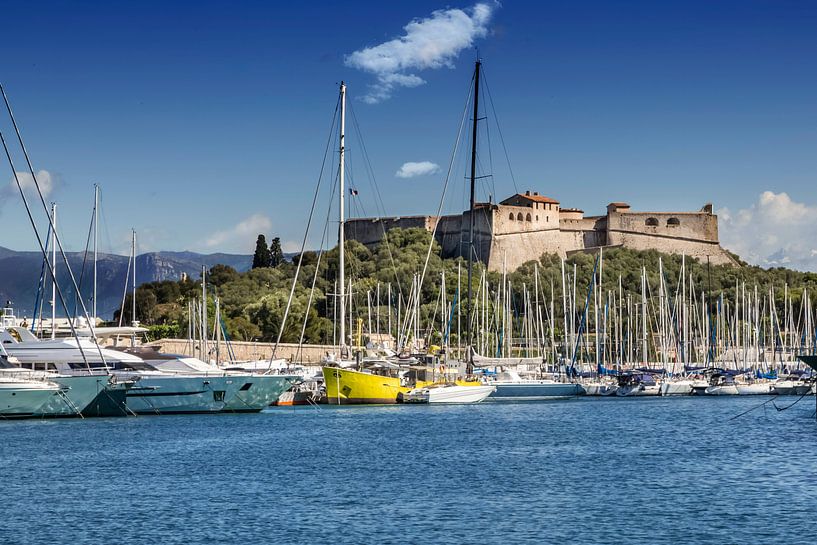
(345, 191), (737, 271)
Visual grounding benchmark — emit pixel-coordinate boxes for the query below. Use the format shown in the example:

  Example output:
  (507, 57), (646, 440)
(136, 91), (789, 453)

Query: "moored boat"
(616, 373), (660, 396)
(402, 383), (495, 404)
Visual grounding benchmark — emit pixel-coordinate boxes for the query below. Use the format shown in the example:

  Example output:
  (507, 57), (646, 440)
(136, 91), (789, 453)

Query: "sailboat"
(318, 82), (411, 405)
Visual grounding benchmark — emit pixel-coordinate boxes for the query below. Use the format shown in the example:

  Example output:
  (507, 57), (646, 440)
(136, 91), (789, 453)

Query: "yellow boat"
(322, 358), (484, 405)
(322, 366), (410, 405)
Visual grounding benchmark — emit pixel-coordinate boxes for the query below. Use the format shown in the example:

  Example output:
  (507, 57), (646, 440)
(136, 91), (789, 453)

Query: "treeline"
(116, 228), (817, 344)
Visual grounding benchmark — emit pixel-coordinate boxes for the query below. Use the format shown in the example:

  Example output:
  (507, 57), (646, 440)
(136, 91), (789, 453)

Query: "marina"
(2, 1), (817, 543)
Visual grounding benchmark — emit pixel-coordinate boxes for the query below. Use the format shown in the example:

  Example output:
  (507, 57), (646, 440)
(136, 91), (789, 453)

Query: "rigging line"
(1, 86), (106, 369)
(271, 94), (340, 361)
(481, 68), (519, 195)
(481, 78), (496, 201)
(347, 101), (405, 300)
(74, 191), (97, 317)
(400, 73), (474, 344)
(1, 133), (91, 369)
(297, 173), (341, 361)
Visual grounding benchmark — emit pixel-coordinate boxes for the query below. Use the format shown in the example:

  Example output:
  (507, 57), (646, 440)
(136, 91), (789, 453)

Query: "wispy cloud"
(345, 2), (496, 103)
(718, 191), (817, 271)
(396, 161), (440, 178)
(202, 213), (272, 253)
(1, 170), (58, 212)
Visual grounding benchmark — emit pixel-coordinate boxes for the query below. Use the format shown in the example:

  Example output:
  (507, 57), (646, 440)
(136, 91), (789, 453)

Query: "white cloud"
(345, 2), (496, 103)
(718, 191), (817, 271)
(395, 161), (440, 179)
(1, 170), (57, 210)
(202, 214), (273, 253)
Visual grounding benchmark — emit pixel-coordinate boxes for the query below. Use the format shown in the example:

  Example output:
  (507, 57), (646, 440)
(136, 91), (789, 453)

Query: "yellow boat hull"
(322, 367), (410, 405)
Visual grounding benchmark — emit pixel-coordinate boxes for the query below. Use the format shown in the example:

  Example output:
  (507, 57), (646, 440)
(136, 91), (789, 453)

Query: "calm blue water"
(2, 397), (817, 545)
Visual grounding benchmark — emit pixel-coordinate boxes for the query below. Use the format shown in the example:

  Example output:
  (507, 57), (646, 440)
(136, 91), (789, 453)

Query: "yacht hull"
(322, 367), (409, 405)
(660, 381), (694, 396)
(583, 383), (618, 396)
(0, 383), (61, 417)
(36, 375), (109, 417)
(222, 375), (300, 412)
(125, 375), (239, 414)
(487, 381), (583, 401)
(704, 385), (739, 395)
(405, 384), (495, 404)
(617, 385), (660, 397)
(736, 383), (773, 395)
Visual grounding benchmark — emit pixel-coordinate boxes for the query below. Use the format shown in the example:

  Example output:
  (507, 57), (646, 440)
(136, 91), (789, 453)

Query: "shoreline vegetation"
(121, 228), (817, 353)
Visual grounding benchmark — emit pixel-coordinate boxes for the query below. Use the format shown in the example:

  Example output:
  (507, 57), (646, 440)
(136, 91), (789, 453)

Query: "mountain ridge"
(0, 246), (254, 319)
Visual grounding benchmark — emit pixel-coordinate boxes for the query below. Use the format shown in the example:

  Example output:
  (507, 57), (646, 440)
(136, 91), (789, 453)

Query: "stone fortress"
(345, 191), (738, 272)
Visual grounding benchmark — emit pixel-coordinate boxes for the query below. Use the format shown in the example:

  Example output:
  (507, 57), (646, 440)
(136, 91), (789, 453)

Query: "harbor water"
(2, 397), (816, 544)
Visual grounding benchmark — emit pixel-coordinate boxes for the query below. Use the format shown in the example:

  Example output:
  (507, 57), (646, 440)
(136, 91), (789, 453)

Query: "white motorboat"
(403, 383), (495, 404)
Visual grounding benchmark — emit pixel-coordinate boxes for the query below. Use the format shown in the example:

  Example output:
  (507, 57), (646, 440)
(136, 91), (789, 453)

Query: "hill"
(0, 246), (253, 319)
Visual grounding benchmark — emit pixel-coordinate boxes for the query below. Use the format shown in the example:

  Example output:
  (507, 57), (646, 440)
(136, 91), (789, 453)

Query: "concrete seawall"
(145, 338), (336, 363)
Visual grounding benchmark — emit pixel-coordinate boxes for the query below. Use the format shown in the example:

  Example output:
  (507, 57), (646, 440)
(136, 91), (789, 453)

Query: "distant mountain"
(0, 246), (253, 319)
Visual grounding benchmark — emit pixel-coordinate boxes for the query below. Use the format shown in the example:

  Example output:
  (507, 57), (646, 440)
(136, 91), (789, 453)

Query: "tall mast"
(50, 202), (57, 339)
(466, 60), (481, 367)
(131, 229), (137, 325)
(92, 184), (99, 321)
(338, 81), (347, 352)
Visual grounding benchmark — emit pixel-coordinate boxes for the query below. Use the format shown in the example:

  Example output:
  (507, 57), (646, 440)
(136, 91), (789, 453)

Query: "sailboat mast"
(338, 81), (347, 352)
(131, 229), (137, 326)
(466, 60), (481, 365)
(50, 202), (57, 339)
(93, 184), (98, 321)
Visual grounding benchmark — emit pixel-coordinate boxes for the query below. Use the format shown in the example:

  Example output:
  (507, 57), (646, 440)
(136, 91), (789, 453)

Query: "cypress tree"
(252, 234), (271, 268)
(269, 237), (284, 268)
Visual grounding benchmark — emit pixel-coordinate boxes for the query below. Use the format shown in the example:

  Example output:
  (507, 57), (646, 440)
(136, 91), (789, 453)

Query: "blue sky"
(1, 1), (816, 269)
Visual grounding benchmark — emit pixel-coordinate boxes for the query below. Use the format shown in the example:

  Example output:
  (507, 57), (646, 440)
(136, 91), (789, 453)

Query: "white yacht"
(0, 324), (234, 415)
(116, 347), (301, 411)
(0, 355), (64, 417)
(1, 324), (117, 416)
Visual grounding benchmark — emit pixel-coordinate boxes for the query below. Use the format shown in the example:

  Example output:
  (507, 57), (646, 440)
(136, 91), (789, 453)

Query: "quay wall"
(144, 338), (336, 363)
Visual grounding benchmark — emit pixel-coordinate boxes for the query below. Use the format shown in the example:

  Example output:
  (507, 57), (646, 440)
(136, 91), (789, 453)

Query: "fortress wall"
(434, 214), (464, 256)
(609, 231), (736, 265)
(345, 216), (433, 247)
(607, 211), (718, 245)
(487, 229), (566, 271)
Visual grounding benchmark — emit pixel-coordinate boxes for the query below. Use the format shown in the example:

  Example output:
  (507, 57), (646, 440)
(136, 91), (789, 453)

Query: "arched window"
(645, 217), (659, 226)
(526, 213), (532, 222)
(546, 216), (549, 222)
(509, 213), (515, 221)
(517, 213), (524, 221)
(536, 215), (539, 221)
(667, 217), (680, 227)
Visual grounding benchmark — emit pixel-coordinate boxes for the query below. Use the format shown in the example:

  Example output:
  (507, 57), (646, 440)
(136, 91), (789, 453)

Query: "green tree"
(209, 264), (239, 286)
(252, 234), (271, 269)
(269, 237), (284, 268)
